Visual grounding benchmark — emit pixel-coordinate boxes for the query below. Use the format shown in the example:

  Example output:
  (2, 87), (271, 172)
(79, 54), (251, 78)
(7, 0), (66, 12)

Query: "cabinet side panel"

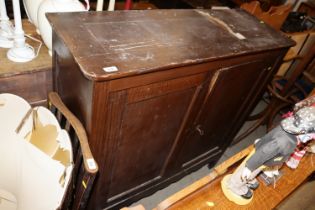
(52, 31), (94, 135)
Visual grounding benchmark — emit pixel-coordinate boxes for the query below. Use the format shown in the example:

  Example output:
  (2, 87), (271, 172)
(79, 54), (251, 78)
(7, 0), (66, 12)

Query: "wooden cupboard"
(47, 9), (294, 209)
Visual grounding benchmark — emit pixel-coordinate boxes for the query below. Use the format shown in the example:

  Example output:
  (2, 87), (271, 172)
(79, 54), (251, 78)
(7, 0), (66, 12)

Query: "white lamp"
(7, 0), (35, 62)
(0, 0), (14, 48)
(96, 0), (115, 11)
(108, 0), (115, 11)
(96, 0), (103, 11)
(37, 0), (87, 56)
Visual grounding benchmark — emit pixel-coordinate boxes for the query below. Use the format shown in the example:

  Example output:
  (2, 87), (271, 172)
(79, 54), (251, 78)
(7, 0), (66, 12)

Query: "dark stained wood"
(47, 9), (293, 81)
(181, 0), (220, 8)
(0, 20), (52, 106)
(298, 1), (315, 16)
(0, 70), (52, 106)
(48, 9), (294, 210)
(174, 60), (272, 168)
(114, 2), (157, 10)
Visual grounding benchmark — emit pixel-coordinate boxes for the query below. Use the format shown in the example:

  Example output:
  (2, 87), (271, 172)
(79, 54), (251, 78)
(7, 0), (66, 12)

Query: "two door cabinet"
(47, 9), (294, 209)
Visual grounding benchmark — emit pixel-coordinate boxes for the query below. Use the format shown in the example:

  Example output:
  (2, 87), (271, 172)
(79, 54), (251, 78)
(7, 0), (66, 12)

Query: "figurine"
(221, 95), (315, 205)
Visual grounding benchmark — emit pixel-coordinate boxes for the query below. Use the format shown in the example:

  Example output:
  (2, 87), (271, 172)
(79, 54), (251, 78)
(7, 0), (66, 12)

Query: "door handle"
(195, 125), (204, 136)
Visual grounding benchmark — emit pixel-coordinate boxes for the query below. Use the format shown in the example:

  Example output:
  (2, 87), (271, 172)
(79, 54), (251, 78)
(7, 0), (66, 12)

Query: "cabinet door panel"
(176, 60), (270, 168)
(107, 73), (206, 197)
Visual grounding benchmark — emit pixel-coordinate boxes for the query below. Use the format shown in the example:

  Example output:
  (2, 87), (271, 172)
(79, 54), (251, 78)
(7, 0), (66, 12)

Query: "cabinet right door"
(173, 58), (276, 171)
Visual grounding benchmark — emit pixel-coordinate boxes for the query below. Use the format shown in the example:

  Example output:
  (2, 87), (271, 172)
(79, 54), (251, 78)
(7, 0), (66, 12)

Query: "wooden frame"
(48, 92), (98, 210)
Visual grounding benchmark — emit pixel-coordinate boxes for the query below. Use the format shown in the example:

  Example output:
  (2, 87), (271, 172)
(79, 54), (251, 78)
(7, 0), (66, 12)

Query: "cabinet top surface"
(47, 9), (294, 81)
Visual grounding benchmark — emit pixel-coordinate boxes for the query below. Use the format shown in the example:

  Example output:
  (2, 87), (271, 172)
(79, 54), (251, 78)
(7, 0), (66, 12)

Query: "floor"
(128, 101), (315, 209)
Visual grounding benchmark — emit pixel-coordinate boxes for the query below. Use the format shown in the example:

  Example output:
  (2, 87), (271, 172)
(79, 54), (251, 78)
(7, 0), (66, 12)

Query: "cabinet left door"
(100, 72), (208, 200)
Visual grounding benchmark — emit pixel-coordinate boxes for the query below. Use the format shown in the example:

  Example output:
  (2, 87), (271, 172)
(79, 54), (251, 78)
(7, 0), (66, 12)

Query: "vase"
(37, 0), (86, 55)
(23, 0), (44, 33)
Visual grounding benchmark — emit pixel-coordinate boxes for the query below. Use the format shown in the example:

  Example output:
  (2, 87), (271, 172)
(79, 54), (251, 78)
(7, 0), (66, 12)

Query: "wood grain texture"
(49, 9), (293, 210)
(155, 145), (254, 210)
(126, 73), (205, 103)
(0, 69), (52, 106)
(167, 153), (315, 210)
(46, 9), (294, 81)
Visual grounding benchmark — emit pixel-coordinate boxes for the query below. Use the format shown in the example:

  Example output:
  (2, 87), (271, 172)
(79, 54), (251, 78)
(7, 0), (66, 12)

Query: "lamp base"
(7, 45), (35, 62)
(0, 35), (14, 48)
(221, 174), (253, 205)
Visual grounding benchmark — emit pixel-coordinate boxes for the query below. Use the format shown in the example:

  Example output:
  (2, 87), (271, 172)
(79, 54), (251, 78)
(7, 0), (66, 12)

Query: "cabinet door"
(174, 59), (273, 170)
(105, 73), (207, 198)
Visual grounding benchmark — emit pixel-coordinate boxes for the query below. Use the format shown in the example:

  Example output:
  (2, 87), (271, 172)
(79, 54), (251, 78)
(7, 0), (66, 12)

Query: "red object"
(282, 111), (293, 118)
(124, 0), (132, 10)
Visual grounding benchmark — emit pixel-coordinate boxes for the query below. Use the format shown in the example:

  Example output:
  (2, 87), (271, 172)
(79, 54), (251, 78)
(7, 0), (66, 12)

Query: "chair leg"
(233, 113), (268, 143)
(233, 98), (285, 143)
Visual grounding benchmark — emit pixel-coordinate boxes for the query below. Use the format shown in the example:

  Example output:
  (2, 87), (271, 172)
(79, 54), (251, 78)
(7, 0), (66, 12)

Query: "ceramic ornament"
(7, 0), (35, 62)
(38, 0), (88, 56)
(0, 0), (14, 48)
(108, 0), (115, 11)
(22, 0), (44, 34)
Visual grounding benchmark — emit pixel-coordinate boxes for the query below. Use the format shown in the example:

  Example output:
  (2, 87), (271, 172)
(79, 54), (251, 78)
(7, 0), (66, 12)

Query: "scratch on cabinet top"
(47, 9), (294, 81)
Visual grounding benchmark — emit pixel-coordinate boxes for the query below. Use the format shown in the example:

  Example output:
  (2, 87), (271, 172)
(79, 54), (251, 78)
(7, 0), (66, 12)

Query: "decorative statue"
(221, 95), (315, 205)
